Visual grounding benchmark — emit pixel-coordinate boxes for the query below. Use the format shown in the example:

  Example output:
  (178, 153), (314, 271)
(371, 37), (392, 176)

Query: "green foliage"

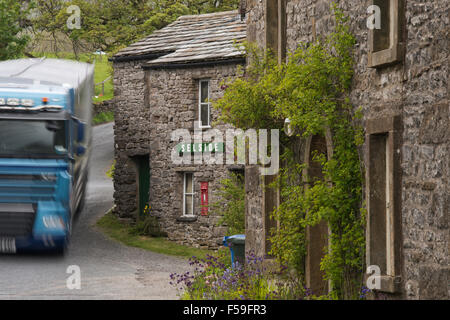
(93, 111), (114, 125)
(131, 204), (167, 237)
(92, 53), (114, 102)
(106, 160), (115, 179)
(171, 251), (307, 300)
(0, 0), (34, 60)
(97, 211), (211, 259)
(214, 4), (366, 300)
(212, 172), (245, 235)
(269, 161), (308, 272)
(215, 42), (284, 130)
(186, 0), (240, 14)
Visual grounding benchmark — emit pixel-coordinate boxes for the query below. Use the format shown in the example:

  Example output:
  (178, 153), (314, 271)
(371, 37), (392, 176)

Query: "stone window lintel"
(366, 114), (402, 134)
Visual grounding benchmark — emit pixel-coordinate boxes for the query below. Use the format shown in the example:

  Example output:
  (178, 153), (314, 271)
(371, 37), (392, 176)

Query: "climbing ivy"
(214, 5), (366, 299)
(212, 172), (246, 236)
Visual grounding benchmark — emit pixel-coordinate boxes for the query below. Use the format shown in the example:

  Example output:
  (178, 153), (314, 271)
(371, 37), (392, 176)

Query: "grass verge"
(96, 211), (213, 260)
(31, 51), (114, 103)
(92, 111), (114, 125)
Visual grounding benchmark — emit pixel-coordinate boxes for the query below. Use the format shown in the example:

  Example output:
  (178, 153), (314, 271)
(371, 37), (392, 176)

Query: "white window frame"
(198, 79), (211, 128)
(183, 172), (195, 216)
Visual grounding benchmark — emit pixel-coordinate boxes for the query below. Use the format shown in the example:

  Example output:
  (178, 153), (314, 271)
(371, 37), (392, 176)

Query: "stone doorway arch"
(303, 129), (333, 296)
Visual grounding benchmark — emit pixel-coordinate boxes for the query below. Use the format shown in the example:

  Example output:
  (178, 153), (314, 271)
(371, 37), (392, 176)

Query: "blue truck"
(0, 58), (94, 254)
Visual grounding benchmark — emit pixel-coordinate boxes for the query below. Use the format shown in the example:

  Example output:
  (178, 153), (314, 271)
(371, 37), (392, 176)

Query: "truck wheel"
(76, 191), (86, 215)
(50, 216), (72, 255)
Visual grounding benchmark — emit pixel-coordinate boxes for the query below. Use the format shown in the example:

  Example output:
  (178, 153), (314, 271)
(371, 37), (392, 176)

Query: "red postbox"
(200, 182), (208, 216)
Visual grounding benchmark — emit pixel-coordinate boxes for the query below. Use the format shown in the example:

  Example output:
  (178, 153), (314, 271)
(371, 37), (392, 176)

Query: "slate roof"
(113, 10), (246, 66)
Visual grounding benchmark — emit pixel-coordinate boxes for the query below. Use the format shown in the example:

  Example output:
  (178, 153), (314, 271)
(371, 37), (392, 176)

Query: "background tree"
(212, 172), (245, 236)
(184, 0), (240, 14)
(30, 0), (240, 56)
(0, 0), (34, 60)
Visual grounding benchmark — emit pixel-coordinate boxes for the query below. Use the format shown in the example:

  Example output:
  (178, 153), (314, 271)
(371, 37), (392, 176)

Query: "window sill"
(176, 215), (198, 223)
(364, 274), (402, 293)
(174, 167), (197, 172)
(379, 275), (402, 293)
(368, 44), (404, 68)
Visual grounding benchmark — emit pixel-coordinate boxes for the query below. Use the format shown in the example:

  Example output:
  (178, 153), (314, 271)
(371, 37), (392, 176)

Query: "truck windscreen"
(0, 120), (67, 158)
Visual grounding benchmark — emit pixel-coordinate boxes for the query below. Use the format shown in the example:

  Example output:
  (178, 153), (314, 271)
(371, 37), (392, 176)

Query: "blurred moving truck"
(0, 58), (93, 254)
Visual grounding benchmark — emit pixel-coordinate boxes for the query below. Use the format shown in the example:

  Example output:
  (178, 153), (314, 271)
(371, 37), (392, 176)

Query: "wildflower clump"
(131, 203), (166, 237)
(170, 251), (312, 300)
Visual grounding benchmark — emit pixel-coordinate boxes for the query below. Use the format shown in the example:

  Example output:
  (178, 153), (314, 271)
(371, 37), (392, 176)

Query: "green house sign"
(176, 142), (224, 154)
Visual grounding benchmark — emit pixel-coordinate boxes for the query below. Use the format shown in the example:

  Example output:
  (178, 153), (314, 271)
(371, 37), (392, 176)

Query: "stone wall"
(113, 59), (245, 248)
(245, 0), (449, 299)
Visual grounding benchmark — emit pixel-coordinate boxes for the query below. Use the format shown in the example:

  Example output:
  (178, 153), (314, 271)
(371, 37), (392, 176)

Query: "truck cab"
(0, 58), (93, 254)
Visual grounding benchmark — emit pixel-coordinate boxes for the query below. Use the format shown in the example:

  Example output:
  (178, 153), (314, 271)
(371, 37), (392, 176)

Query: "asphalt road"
(0, 122), (189, 299)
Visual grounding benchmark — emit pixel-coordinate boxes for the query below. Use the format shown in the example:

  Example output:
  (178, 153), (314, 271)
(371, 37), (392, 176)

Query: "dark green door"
(136, 155), (150, 218)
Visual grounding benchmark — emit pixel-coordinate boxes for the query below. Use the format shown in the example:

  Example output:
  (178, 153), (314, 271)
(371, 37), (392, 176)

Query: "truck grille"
(0, 203), (36, 237)
(0, 174), (57, 202)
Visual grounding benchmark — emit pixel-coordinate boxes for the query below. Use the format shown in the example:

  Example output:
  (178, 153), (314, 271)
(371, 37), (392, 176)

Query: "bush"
(106, 160), (115, 179)
(212, 173), (245, 235)
(130, 204), (167, 237)
(92, 111), (114, 125)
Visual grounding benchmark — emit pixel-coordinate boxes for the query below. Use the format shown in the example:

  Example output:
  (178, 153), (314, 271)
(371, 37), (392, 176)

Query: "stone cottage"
(243, 0), (448, 299)
(111, 11), (247, 249)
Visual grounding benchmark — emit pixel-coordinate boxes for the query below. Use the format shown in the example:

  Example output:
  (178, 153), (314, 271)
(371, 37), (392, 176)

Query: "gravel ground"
(0, 122), (190, 300)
